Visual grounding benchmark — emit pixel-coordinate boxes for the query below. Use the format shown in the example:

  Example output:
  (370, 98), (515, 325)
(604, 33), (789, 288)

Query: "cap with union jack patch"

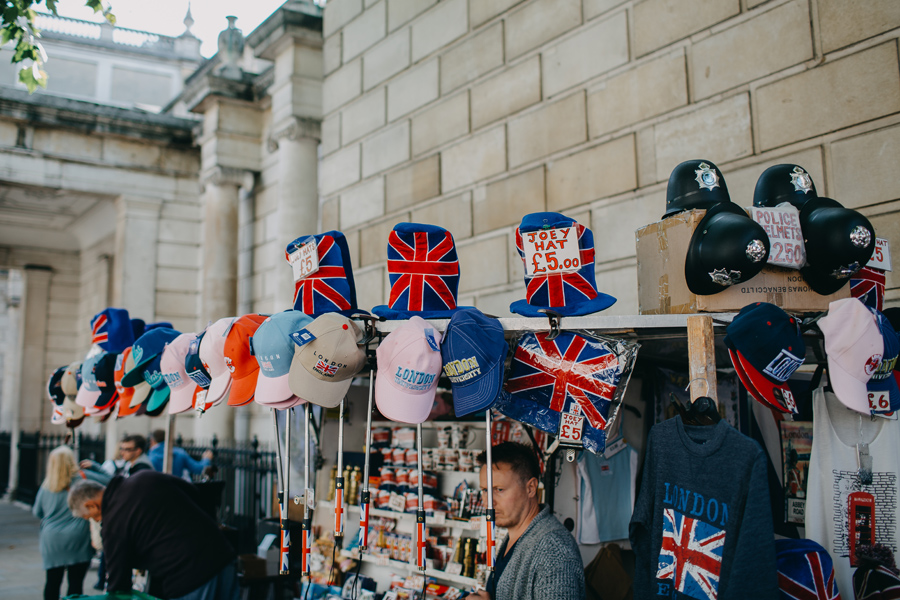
(289, 312), (366, 408)
(372, 223), (472, 320)
(90, 308), (134, 353)
(510, 212), (616, 317)
(285, 231), (360, 318)
(250, 310), (314, 407)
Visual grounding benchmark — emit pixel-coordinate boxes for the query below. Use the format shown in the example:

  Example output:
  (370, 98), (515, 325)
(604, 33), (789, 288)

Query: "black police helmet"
(685, 202), (771, 295)
(664, 159), (731, 218)
(753, 164), (817, 209)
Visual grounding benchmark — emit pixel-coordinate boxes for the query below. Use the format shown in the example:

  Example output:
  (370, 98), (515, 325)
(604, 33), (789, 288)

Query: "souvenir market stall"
(48, 159), (898, 600)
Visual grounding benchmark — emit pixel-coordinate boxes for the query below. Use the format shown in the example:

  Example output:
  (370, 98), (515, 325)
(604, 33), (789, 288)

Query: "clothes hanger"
(678, 378), (721, 426)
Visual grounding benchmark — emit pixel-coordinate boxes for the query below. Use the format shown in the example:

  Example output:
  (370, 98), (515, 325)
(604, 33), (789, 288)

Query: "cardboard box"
(635, 209), (849, 314)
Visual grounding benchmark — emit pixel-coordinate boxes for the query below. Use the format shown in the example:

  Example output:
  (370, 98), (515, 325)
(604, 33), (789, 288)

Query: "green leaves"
(2, 1), (116, 93)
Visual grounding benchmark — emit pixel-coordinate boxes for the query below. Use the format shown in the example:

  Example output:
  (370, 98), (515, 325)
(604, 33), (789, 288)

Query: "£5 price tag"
(288, 240), (319, 281)
(867, 238), (892, 272)
(523, 226), (581, 276)
(559, 412), (584, 444)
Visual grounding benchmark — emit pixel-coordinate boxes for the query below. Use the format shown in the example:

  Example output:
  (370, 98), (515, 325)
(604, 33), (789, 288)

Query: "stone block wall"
(320, 0), (900, 314)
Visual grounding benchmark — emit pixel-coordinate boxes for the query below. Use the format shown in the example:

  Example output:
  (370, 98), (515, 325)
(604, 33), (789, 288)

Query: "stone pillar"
(194, 166), (249, 442)
(268, 117), (321, 309)
(18, 266), (52, 433)
(2, 270), (24, 499)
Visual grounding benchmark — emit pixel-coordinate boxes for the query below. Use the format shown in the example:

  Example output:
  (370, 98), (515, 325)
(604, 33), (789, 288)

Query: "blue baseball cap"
(184, 330), (211, 389)
(725, 302), (805, 414)
(441, 308), (508, 417)
(121, 327), (181, 388)
(868, 308), (900, 414)
(250, 310), (314, 405)
(143, 354), (171, 414)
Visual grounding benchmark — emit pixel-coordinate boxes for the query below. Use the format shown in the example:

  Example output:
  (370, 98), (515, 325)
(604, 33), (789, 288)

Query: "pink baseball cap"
(256, 395), (306, 409)
(161, 333), (201, 415)
(819, 298), (884, 413)
(375, 316), (443, 424)
(200, 317), (237, 405)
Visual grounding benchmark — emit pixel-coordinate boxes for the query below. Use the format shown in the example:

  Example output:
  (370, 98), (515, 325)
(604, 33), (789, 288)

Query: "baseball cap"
(51, 404), (65, 425)
(725, 303), (805, 414)
(161, 333), (201, 415)
(288, 312), (366, 408)
(375, 316), (442, 424)
(62, 396), (85, 428)
(251, 311), (314, 406)
(47, 366), (67, 406)
(138, 354), (169, 413)
(91, 353), (120, 411)
(867, 308), (900, 414)
(115, 348), (142, 418)
(224, 314), (269, 406)
(259, 395), (306, 410)
(200, 317), (238, 404)
(76, 353), (104, 408)
(121, 327), (181, 387)
(818, 298), (884, 414)
(441, 308), (508, 417)
(185, 330), (211, 389)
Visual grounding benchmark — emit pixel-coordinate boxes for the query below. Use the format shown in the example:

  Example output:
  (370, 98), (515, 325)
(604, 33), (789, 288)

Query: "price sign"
(445, 562), (463, 575)
(868, 392), (896, 419)
(431, 511), (446, 525)
(522, 226), (581, 276)
(867, 238), (892, 271)
(749, 206), (805, 269)
(559, 412), (584, 444)
(388, 492), (406, 513)
(288, 240), (319, 281)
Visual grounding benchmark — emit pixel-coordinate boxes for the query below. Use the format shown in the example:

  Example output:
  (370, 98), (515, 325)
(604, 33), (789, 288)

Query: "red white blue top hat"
(372, 223), (471, 320)
(285, 230), (359, 318)
(90, 308), (134, 353)
(510, 212), (616, 317)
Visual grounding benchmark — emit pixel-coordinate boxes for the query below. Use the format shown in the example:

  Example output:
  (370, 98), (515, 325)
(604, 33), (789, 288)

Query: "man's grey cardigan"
(493, 505), (585, 599)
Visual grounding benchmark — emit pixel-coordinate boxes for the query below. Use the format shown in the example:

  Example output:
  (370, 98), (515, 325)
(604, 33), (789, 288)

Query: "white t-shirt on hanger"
(805, 386), (900, 594)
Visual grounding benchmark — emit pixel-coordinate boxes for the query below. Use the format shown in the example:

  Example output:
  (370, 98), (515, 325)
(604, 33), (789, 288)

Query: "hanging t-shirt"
(629, 416), (778, 599)
(804, 386), (900, 594)
(577, 442), (638, 544)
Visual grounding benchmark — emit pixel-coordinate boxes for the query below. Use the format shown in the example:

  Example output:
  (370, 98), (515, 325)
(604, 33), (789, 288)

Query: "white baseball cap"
(819, 298), (884, 414)
(161, 332), (201, 415)
(374, 316), (443, 424)
(199, 317), (237, 405)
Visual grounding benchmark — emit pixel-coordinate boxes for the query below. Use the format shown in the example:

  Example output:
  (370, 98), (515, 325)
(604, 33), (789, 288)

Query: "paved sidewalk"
(0, 500), (101, 599)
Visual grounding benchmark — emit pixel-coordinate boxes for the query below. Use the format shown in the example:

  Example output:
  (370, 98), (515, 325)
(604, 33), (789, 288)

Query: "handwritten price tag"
(867, 238), (892, 272)
(749, 206), (805, 269)
(559, 412), (584, 444)
(289, 240), (319, 281)
(522, 226), (581, 276)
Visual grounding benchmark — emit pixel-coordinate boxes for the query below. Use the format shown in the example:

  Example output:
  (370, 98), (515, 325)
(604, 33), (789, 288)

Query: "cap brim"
(128, 381), (152, 408)
(827, 353), (871, 414)
(117, 388), (140, 418)
(509, 295), (616, 317)
(146, 386), (171, 413)
(75, 387), (101, 408)
(288, 361), (352, 409)
(207, 373), (233, 404)
(168, 383), (199, 414)
(257, 395), (306, 409)
(731, 349), (797, 414)
(254, 373), (295, 406)
(374, 373), (434, 424)
(120, 355), (158, 387)
(93, 390), (119, 411)
(227, 372), (258, 406)
(451, 358), (505, 417)
(51, 406), (65, 425)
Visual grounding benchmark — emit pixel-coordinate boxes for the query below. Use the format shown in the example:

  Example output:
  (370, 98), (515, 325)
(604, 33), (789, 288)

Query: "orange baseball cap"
(117, 348), (145, 418)
(225, 314), (268, 406)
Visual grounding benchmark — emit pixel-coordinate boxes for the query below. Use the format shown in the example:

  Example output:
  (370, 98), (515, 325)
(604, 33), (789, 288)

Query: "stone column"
(18, 266), (53, 433)
(2, 270), (24, 499)
(269, 117), (321, 310)
(194, 166), (250, 442)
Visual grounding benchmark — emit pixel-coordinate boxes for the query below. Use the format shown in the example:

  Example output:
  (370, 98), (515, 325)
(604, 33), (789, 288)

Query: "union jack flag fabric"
(315, 359), (338, 377)
(775, 539), (841, 600)
(373, 223), (463, 319)
(286, 231), (358, 318)
(851, 266), (886, 312)
(90, 308), (134, 352)
(657, 508), (725, 600)
(509, 212), (616, 317)
(496, 330), (621, 453)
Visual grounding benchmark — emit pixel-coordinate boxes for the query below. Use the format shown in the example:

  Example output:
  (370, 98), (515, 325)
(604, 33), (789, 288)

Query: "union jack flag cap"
(289, 313), (367, 408)
(372, 223), (470, 320)
(90, 308), (134, 353)
(286, 231), (360, 318)
(250, 310), (314, 407)
(775, 538), (841, 599)
(510, 212), (616, 317)
(495, 330), (623, 453)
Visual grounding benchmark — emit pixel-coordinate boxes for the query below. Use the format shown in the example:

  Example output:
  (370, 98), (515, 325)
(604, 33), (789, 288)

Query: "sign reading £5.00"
(523, 226), (581, 276)
(288, 240), (319, 281)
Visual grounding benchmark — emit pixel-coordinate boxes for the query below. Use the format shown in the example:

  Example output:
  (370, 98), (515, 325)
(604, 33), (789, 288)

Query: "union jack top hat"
(510, 212), (616, 317)
(90, 308), (134, 353)
(373, 223), (470, 320)
(285, 231), (359, 318)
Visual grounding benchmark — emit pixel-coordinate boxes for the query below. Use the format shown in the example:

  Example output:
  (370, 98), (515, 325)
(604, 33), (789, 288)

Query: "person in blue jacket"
(33, 445), (111, 600)
(148, 429), (212, 479)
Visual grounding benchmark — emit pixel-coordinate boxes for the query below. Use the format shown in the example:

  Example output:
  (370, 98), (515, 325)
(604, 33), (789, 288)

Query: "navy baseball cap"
(868, 308), (900, 413)
(184, 330), (212, 389)
(441, 308), (509, 417)
(725, 302), (805, 414)
(121, 327), (181, 388)
(47, 366), (67, 406)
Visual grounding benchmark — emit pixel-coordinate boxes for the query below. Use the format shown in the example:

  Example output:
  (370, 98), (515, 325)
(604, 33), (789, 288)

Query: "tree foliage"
(2, 1), (115, 92)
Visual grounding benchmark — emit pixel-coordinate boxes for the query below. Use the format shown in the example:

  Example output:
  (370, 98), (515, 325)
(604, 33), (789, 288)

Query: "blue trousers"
(171, 561), (239, 600)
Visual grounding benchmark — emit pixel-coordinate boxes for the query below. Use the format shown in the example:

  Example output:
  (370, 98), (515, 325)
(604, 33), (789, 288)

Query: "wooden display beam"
(687, 315), (718, 405)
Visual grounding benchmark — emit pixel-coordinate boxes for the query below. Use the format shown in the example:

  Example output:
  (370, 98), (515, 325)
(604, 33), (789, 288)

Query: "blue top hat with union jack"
(510, 212), (616, 317)
(372, 223), (471, 320)
(285, 230), (359, 318)
(90, 308), (134, 353)
(774, 539), (840, 599)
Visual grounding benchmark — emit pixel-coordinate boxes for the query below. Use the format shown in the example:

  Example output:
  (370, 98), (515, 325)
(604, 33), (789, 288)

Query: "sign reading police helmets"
(522, 226), (581, 277)
(749, 205), (806, 270)
(288, 239), (319, 281)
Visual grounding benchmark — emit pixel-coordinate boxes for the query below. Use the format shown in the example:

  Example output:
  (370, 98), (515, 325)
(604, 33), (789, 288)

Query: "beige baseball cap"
(288, 313), (366, 408)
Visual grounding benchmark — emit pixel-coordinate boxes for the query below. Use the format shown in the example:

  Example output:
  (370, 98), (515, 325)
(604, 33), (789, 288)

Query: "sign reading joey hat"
(685, 203), (770, 295)
(753, 164), (818, 210)
(510, 212), (616, 317)
(799, 197), (876, 295)
(663, 159), (731, 218)
(285, 231), (359, 318)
